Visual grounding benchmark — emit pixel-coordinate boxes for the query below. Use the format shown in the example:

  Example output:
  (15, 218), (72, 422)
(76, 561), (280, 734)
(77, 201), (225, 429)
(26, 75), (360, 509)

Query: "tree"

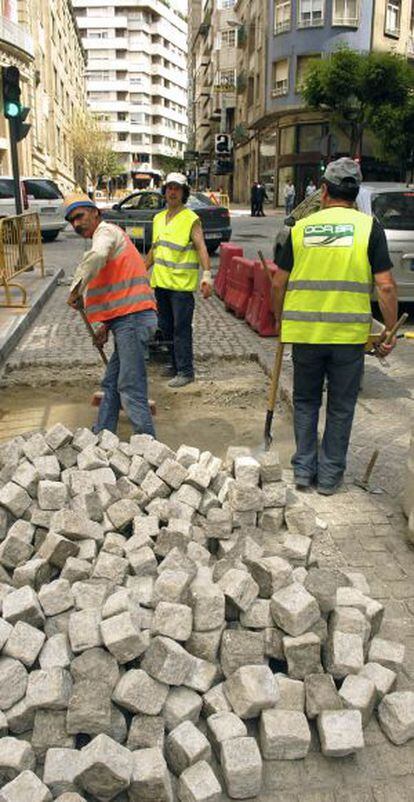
(302, 47), (414, 159)
(70, 112), (124, 192)
(370, 97), (414, 173)
(156, 155), (185, 175)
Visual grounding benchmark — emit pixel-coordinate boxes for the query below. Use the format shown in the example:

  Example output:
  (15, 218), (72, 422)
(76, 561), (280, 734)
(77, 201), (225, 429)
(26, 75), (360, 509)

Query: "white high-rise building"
(72, 0), (188, 187)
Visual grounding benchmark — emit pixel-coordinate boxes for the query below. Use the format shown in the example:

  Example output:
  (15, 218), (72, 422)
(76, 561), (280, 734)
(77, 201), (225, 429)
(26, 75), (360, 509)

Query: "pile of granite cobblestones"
(0, 423), (412, 802)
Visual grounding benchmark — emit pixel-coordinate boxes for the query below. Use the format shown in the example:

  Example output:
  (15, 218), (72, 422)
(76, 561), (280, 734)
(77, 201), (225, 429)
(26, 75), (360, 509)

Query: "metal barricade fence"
(0, 212), (44, 307)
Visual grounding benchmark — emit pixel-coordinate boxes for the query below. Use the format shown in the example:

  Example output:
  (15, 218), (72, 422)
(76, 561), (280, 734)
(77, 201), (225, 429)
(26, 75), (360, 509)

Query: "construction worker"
(272, 158), (398, 495)
(145, 172), (212, 388)
(65, 193), (157, 436)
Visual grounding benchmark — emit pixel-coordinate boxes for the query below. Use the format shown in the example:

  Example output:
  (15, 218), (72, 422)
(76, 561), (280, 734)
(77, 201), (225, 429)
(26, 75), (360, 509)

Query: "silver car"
(274, 182), (414, 300)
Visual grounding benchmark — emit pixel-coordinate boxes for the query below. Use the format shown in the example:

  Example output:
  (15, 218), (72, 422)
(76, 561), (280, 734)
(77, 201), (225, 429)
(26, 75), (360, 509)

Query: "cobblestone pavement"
(2, 217), (414, 801)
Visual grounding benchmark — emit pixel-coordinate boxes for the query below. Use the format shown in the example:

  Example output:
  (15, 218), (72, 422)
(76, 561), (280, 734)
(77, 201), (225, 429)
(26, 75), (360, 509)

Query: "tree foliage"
(302, 47), (414, 160)
(156, 155), (185, 175)
(70, 112), (124, 191)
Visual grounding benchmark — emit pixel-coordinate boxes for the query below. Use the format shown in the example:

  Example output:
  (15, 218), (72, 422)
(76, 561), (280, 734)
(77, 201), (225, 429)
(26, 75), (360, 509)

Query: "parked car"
(101, 189), (232, 255)
(0, 176), (67, 241)
(22, 178), (67, 242)
(273, 183), (414, 301)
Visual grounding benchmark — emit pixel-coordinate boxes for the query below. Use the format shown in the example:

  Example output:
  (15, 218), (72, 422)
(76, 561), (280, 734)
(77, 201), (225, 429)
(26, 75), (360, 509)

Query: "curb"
(0, 268), (64, 369)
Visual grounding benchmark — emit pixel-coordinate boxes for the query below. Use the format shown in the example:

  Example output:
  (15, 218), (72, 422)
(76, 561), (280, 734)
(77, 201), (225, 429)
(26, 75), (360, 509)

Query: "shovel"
(78, 307), (108, 367)
(354, 448), (382, 493)
(256, 250), (285, 451)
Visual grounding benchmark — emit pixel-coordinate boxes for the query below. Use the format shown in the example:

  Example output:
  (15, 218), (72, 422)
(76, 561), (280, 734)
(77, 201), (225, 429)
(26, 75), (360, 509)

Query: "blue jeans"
(155, 287), (195, 378)
(95, 310), (157, 436)
(292, 344), (364, 487)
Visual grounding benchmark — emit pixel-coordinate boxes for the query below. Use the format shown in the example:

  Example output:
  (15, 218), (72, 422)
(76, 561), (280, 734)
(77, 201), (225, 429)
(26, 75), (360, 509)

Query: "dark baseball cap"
(323, 157), (362, 188)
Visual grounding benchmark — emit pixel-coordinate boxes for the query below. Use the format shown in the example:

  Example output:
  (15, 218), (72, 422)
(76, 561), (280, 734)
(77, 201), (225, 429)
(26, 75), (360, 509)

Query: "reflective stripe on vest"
(151, 207), (200, 292)
(85, 226), (156, 324)
(281, 207), (373, 345)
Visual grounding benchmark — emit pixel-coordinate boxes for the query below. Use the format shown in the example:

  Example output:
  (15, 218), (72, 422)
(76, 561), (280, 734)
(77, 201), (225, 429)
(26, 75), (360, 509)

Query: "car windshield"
(371, 191), (414, 231)
(188, 194), (215, 209)
(0, 179), (14, 199)
(24, 180), (63, 200)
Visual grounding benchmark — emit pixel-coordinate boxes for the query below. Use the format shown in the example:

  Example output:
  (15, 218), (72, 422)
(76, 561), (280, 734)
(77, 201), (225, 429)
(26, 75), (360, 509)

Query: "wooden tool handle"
(79, 308), (108, 366)
(268, 340), (284, 412)
(384, 312), (409, 343)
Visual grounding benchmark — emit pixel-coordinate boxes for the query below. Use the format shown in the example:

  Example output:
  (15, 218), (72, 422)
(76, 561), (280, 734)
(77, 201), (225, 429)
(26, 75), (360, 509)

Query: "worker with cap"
(65, 192), (157, 436)
(145, 172), (212, 388)
(272, 157), (398, 495)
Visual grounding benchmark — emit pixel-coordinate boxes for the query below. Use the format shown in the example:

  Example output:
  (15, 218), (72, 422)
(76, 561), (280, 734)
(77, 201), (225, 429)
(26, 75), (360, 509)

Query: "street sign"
(215, 134), (232, 156)
(184, 150), (199, 161)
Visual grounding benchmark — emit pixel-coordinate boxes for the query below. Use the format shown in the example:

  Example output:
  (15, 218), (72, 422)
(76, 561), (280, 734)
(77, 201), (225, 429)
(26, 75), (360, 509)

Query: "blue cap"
(64, 195), (98, 220)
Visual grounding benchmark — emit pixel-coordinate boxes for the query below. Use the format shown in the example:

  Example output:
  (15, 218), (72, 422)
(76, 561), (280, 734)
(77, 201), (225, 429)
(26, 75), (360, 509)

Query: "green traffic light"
(4, 100), (21, 118)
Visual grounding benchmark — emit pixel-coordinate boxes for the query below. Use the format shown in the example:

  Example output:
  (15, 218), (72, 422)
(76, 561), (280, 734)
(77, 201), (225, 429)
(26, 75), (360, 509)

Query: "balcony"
(274, 20), (291, 35)
(332, 15), (359, 26)
(0, 15), (34, 58)
(272, 79), (288, 97)
(297, 15), (324, 29)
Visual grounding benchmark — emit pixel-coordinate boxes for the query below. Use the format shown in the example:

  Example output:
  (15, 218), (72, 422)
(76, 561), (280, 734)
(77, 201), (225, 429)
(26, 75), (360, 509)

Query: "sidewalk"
(0, 267), (63, 370)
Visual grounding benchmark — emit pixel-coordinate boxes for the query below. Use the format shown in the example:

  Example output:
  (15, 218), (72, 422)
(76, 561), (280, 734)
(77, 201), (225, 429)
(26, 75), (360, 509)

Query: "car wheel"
(42, 230), (60, 242)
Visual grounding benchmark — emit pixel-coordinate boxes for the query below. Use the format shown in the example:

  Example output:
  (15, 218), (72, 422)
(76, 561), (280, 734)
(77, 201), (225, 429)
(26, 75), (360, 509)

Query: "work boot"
(168, 374), (194, 388)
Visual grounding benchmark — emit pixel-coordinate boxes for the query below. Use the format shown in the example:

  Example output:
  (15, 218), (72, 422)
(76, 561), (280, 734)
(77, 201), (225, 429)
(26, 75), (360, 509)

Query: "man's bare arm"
(145, 248), (154, 270)
(272, 268), (290, 329)
(191, 220), (211, 272)
(374, 269), (398, 355)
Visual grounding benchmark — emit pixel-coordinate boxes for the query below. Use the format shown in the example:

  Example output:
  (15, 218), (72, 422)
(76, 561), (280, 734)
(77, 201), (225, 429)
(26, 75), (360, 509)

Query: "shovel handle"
(79, 308), (108, 366)
(268, 340), (285, 413)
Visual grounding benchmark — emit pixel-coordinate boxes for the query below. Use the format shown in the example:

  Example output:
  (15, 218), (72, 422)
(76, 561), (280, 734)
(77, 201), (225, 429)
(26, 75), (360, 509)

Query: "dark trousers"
(292, 344), (364, 487)
(155, 287), (195, 378)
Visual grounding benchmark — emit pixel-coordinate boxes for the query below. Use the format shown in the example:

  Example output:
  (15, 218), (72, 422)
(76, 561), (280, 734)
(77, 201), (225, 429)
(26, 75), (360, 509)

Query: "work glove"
(200, 270), (213, 299)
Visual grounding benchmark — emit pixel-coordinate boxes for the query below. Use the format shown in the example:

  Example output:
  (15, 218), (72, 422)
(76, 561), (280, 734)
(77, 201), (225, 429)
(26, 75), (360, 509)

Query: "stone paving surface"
(2, 217), (414, 801)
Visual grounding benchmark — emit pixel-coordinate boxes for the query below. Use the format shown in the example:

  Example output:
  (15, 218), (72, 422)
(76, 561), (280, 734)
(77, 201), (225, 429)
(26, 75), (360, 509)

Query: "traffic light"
(2, 66), (30, 141)
(2, 66), (21, 119)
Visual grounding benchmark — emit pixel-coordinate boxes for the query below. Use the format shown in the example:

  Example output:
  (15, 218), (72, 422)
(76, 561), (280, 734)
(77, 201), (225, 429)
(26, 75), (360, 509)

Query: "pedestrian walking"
(65, 193), (157, 436)
(305, 178), (317, 197)
(145, 173), (213, 388)
(256, 182), (268, 216)
(272, 157), (398, 495)
(284, 179), (296, 215)
(250, 182), (259, 216)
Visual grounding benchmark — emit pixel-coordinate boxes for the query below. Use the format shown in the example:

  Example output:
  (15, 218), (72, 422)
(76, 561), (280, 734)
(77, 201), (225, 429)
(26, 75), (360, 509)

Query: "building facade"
(191, 0), (238, 191)
(0, 0), (86, 190)
(230, 0), (414, 204)
(73, 0), (188, 188)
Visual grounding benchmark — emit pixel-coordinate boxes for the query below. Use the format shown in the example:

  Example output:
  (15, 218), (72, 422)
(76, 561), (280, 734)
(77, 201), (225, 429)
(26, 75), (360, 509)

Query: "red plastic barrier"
(245, 259), (278, 336)
(214, 243), (243, 299)
(224, 256), (255, 319)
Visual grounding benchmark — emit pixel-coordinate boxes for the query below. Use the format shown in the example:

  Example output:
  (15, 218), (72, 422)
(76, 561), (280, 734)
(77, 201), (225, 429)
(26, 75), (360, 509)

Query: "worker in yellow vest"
(145, 173), (212, 388)
(272, 157), (398, 495)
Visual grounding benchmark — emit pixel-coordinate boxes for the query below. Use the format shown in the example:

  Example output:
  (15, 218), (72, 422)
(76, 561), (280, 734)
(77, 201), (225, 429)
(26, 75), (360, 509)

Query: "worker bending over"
(66, 193), (157, 436)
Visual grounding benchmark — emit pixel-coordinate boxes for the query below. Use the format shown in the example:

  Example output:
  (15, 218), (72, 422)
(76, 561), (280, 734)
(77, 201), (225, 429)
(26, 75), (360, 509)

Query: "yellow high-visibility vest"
(281, 207), (373, 344)
(151, 207), (200, 292)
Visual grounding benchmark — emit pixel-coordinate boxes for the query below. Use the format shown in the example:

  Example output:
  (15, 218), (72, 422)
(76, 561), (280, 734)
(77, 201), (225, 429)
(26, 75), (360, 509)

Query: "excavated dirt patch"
(0, 359), (294, 462)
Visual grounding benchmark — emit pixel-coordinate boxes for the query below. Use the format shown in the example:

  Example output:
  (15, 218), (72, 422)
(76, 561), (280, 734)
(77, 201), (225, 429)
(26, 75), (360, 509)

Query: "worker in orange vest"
(65, 193), (157, 436)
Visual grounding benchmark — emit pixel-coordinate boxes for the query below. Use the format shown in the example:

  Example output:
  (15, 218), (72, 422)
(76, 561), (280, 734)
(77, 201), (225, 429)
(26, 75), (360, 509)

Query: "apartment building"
(0, 0), (86, 189)
(191, 0), (238, 190)
(73, 0), (188, 188)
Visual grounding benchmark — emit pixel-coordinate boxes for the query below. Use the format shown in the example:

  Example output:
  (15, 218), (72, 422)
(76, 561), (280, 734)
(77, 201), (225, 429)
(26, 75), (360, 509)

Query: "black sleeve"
(276, 232), (294, 272)
(368, 218), (393, 274)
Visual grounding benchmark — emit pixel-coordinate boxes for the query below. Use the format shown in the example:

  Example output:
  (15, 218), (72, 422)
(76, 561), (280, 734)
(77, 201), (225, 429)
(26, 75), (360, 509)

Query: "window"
(297, 123), (323, 152)
(332, 0), (359, 26)
(217, 29), (236, 48)
(215, 69), (236, 91)
(87, 6), (113, 16)
(217, 0), (235, 8)
(272, 59), (289, 96)
(296, 54), (321, 91)
(274, 0), (291, 33)
(385, 0), (401, 36)
(297, 0), (324, 28)
(87, 29), (109, 39)
(371, 191), (414, 231)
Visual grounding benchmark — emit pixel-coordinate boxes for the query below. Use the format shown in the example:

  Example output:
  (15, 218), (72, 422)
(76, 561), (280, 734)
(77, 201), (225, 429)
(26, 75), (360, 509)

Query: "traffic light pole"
(9, 118), (22, 215)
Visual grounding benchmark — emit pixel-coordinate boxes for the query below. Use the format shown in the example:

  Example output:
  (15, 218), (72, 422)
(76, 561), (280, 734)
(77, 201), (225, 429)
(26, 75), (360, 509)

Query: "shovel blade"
(264, 409), (274, 451)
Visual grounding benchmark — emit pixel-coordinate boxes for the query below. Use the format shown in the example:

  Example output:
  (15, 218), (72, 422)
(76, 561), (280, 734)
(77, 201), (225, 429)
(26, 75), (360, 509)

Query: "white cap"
(165, 172), (188, 186)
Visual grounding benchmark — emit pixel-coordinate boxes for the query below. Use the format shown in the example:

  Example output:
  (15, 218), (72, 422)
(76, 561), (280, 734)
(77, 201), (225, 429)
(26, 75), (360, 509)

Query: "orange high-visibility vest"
(85, 227), (156, 324)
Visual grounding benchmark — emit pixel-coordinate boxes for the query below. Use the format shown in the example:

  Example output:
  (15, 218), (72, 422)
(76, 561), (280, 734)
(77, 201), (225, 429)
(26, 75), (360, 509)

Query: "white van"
(0, 176), (67, 241)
